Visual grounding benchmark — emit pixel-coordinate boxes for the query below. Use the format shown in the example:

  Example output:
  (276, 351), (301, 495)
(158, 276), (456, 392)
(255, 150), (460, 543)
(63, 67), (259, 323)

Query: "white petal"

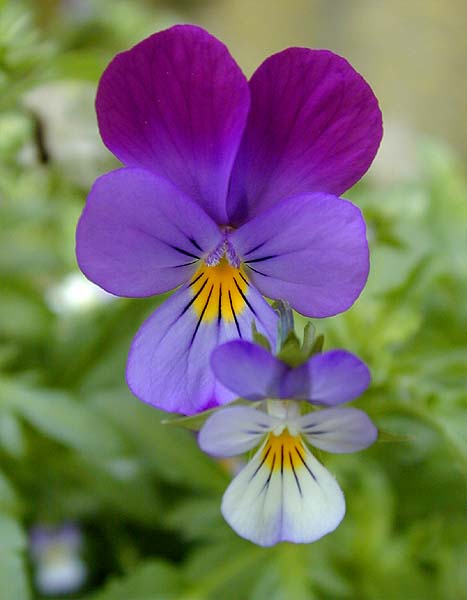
(298, 407), (378, 453)
(221, 432), (345, 547)
(198, 406), (276, 457)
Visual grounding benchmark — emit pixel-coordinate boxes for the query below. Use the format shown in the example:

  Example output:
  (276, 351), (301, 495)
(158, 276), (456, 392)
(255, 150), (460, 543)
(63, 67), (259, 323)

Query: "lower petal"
(126, 265), (277, 415)
(221, 431), (345, 547)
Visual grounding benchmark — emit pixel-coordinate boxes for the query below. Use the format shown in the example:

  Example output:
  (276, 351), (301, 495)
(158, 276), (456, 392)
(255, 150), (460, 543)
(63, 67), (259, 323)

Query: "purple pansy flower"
(76, 25), (382, 414)
(199, 341), (377, 547)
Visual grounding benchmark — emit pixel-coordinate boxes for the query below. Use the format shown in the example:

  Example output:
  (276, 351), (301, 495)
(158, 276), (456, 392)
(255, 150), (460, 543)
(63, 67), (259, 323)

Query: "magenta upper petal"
(211, 341), (287, 401)
(76, 168), (222, 297)
(285, 350), (371, 405)
(96, 25), (250, 224)
(227, 48), (382, 223)
(231, 193), (369, 318)
(126, 282), (277, 415)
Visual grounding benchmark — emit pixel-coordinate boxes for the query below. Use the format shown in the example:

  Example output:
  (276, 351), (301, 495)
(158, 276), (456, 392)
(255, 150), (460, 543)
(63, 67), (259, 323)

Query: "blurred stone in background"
(190, 0), (466, 163)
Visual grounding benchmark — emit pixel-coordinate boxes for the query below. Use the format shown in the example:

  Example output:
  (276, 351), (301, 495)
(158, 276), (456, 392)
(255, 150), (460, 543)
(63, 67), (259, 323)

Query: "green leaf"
(90, 389), (229, 493)
(0, 411), (25, 457)
(0, 378), (124, 457)
(251, 322), (271, 351)
(0, 514), (25, 553)
(162, 408), (217, 432)
(85, 560), (182, 600)
(308, 334), (324, 356)
(0, 551), (31, 600)
(300, 322), (316, 357)
(0, 471), (19, 513)
(276, 330), (302, 367)
(163, 399), (256, 431)
(251, 545), (316, 600)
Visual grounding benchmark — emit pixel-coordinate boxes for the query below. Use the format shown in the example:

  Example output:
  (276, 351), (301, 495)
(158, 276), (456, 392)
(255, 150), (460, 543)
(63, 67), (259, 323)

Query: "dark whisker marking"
(233, 278), (257, 316)
(245, 430), (263, 435)
(189, 237), (203, 252)
(191, 284), (214, 344)
(243, 241), (266, 256)
(294, 447), (317, 482)
(170, 245), (200, 260)
(180, 279), (208, 316)
(247, 265), (268, 277)
(245, 254), (278, 264)
(289, 451), (303, 496)
(250, 446), (271, 480)
(228, 290), (242, 337)
(238, 272), (249, 286)
(217, 284), (222, 324)
(174, 260), (198, 268)
(280, 445), (284, 476)
(189, 272), (205, 287)
(302, 428), (328, 435)
(261, 452), (276, 492)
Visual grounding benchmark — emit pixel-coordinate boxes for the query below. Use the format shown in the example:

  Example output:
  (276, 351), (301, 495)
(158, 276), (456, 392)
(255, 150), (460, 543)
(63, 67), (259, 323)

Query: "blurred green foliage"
(0, 1), (466, 598)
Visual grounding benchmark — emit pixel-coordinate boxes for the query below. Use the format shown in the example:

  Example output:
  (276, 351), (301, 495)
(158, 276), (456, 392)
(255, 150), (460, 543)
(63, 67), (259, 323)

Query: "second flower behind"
(199, 340), (377, 547)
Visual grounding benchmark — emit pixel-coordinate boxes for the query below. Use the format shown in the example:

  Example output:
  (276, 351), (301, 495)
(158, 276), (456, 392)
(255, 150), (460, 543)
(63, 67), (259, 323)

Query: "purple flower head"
(199, 340), (377, 546)
(76, 25), (382, 415)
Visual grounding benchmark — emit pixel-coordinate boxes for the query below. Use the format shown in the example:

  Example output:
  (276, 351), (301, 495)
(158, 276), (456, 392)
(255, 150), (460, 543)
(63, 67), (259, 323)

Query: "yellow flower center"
(261, 429), (307, 473)
(189, 258), (249, 325)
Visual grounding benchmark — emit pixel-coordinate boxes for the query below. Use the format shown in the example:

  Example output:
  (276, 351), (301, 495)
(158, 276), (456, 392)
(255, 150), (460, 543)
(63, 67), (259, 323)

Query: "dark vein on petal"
(180, 279), (207, 316)
(191, 284), (214, 344)
(247, 265), (268, 277)
(170, 245), (200, 260)
(228, 290), (242, 337)
(280, 445), (284, 476)
(238, 272), (249, 286)
(189, 237), (203, 252)
(302, 428), (328, 435)
(217, 283), (222, 324)
(173, 259), (198, 268)
(250, 446), (271, 481)
(233, 278), (257, 316)
(295, 447), (317, 482)
(262, 452), (276, 492)
(245, 255), (278, 264)
(243, 241), (266, 256)
(189, 272), (205, 287)
(289, 451), (303, 497)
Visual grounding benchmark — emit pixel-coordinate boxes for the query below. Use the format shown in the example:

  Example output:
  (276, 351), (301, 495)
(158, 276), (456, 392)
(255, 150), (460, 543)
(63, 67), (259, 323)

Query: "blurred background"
(0, 0), (466, 598)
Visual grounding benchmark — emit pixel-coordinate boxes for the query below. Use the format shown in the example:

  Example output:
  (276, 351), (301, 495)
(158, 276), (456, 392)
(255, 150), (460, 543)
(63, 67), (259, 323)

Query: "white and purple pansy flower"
(76, 25), (382, 415)
(199, 341), (378, 547)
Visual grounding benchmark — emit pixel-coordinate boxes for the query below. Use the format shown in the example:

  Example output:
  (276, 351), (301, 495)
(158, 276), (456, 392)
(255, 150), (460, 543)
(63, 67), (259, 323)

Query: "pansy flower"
(199, 341), (377, 547)
(76, 25), (382, 414)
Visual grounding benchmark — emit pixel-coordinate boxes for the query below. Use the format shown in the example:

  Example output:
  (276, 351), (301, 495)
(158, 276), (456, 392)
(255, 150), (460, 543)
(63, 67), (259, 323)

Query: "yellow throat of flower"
(189, 258), (249, 325)
(261, 429), (308, 474)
